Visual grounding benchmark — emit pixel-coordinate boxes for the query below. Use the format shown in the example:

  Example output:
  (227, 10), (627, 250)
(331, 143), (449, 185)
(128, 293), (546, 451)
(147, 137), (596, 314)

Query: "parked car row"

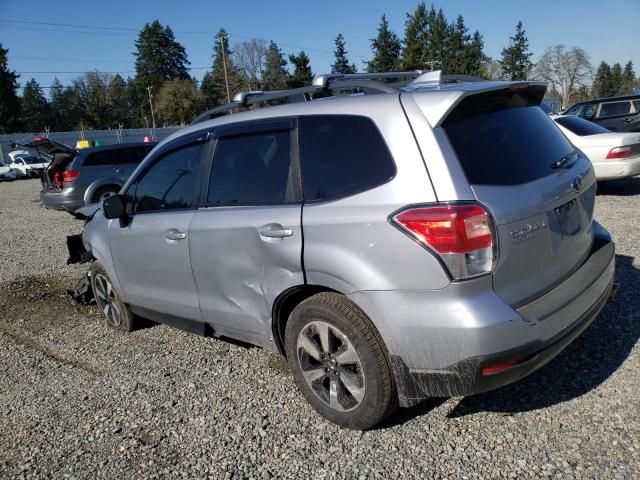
(66, 71), (616, 429)
(562, 94), (640, 132)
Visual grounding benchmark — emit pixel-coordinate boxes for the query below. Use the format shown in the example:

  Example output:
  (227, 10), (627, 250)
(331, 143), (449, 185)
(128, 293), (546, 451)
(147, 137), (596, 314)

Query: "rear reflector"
(480, 358), (521, 376)
(392, 204), (495, 280)
(63, 170), (80, 183)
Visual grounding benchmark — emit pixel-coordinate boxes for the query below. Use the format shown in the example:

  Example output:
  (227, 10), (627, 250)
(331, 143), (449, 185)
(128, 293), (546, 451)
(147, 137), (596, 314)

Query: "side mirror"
(102, 194), (126, 219)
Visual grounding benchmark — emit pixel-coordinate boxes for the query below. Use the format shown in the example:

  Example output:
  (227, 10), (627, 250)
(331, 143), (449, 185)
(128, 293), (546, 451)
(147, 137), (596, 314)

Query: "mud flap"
(68, 271), (95, 305)
(67, 234), (93, 264)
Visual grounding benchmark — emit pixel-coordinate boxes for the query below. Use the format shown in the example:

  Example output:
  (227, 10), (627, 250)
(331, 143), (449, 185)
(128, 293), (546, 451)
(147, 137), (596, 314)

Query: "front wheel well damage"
(271, 285), (339, 356)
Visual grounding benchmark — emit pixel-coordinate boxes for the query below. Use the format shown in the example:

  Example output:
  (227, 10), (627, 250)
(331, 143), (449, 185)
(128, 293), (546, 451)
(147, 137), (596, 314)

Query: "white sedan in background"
(552, 115), (640, 181)
(0, 162), (17, 181)
(7, 150), (49, 178)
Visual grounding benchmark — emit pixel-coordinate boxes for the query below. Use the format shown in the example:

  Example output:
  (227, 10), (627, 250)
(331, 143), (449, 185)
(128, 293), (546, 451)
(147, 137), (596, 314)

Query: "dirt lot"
(0, 178), (638, 479)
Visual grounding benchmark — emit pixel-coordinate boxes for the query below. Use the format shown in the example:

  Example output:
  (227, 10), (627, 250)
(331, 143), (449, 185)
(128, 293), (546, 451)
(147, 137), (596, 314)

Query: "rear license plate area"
(555, 199), (581, 236)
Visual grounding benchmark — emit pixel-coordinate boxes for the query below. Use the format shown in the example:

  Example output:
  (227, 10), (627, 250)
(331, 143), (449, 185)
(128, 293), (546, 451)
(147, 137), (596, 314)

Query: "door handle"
(623, 118), (633, 123)
(259, 223), (293, 239)
(164, 229), (187, 242)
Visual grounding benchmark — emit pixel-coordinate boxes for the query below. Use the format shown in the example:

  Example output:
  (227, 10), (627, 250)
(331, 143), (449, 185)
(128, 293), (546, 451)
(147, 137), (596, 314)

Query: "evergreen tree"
(288, 51), (313, 88)
(262, 41), (289, 90)
(499, 21), (534, 80)
(0, 44), (22, 133)
(402, 3), (428, 70)
(134, 20), (191, 88)
(622, 61), (636, 95)
(49, 78), (69, 131)
(423, 6), (452, 72)
(447, 15), (470, 73)
(202, 29), (243, 107)
(109, 74), (132, 127)
(464, 30), (485, 76)
(367, 15), (401, 73)
(593, 61), (613, 98)
(21, 78), (50, 132)
(610, 62), (624, 95)
(331, 34), (357, 74)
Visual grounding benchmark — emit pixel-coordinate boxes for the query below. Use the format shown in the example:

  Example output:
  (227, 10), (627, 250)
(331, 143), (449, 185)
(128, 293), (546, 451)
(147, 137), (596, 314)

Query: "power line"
(0, 19), (369, 58)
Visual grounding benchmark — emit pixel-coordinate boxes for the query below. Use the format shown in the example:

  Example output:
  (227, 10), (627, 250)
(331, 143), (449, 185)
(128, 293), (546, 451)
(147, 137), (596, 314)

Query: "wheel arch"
(271, 284), (340, 356)
(83, 178), (124, 206)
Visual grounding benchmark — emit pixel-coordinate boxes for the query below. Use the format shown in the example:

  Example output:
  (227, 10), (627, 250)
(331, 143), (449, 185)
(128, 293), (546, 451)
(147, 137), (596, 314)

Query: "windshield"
(555, 116), (610, 136)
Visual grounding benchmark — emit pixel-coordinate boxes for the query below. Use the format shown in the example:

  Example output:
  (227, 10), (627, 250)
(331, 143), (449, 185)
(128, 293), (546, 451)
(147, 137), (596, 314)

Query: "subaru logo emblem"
(571, 175), (583, 192)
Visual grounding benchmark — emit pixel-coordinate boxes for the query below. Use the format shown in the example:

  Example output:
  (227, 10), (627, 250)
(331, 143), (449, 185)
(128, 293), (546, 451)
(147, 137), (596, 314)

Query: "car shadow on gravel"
(597, 177), (640, 196)
(382, 254), (639, 425)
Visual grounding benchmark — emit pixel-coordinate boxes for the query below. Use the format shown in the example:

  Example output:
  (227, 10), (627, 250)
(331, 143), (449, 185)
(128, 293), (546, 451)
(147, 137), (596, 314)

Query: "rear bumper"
(350, 222), (615, 407)
(593, 157), (640, 181)
(41, 189), (84, 212)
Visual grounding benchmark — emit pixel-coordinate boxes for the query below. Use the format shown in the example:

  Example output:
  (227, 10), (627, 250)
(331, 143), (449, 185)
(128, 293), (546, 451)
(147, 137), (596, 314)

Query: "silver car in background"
(75, 71), (616, 429)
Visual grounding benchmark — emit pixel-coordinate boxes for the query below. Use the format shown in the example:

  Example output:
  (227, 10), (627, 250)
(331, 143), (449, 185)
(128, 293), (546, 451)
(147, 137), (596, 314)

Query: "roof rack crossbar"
(409, 71), (485, 87)
(312, 71), (424, 88)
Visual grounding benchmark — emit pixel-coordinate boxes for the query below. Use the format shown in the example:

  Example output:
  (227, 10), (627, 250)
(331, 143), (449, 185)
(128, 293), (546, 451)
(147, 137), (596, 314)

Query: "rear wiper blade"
(551, 150), (577, 170)
(551, 157), (568, 169)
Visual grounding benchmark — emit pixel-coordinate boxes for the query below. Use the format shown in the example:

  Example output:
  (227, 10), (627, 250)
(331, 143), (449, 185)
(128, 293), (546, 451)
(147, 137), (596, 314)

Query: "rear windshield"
(444, 104), (574, 185)
(554, 116), (609, 136)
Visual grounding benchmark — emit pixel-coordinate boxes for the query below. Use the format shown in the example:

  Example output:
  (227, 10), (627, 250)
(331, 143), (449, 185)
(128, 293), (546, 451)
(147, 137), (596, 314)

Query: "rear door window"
(83, 150), (114, 167)
(299, 115), (396, 202)
(598, 101), (632, 118)
(208, 129), (295, 206)
(444, 105), (574, 186)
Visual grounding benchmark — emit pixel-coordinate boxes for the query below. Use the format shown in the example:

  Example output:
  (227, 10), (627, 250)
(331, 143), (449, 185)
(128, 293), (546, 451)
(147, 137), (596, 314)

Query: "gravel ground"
(0, 178), (638, 479)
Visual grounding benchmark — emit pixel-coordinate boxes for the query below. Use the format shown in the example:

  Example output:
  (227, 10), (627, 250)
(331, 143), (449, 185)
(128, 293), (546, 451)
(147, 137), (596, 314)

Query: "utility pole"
(146, 85), (156, 131)
(219, 34), (232, 105)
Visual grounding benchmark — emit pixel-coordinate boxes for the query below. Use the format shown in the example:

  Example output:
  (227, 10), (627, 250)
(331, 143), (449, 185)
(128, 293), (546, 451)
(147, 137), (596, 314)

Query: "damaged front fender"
(67, 234), (94, 265)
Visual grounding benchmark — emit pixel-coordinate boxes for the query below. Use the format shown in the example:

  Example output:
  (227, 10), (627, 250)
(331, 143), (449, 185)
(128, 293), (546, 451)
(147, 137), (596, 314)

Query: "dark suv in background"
(562, 95), (640, 132)
(29, 139), (156, 213)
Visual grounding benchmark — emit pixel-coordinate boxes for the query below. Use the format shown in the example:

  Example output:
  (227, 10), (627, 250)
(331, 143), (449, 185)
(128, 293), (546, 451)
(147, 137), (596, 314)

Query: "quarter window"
(599, 101), (632, 118)
(208, 129), (295, 205)
(299, 115), (396, 202)
(126, 142), (205, 213)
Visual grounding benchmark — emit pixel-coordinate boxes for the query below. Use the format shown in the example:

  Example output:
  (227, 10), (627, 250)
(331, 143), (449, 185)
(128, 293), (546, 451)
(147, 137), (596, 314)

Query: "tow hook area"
(68, 271), (95, 305)
(609, 282), (619, 301)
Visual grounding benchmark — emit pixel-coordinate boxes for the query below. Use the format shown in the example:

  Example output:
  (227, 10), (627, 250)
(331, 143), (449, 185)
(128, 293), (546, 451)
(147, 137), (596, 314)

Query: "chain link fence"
(0, 127), (181, 163)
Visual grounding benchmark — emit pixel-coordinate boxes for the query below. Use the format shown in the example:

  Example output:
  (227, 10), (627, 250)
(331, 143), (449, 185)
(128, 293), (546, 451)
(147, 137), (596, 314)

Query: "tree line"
(1, 2), (639, 134)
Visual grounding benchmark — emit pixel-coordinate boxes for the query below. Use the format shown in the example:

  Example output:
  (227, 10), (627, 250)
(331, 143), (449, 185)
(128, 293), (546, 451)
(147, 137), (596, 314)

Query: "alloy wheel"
(93, 273), (122, 327)
(296, 320), (365, 412)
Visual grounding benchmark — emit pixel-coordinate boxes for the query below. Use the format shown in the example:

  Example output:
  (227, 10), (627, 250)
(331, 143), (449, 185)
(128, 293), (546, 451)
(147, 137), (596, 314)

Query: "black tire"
(285, 292), (397, 429)
(90, 261), (135, 332)
(92, 185), (119, 204)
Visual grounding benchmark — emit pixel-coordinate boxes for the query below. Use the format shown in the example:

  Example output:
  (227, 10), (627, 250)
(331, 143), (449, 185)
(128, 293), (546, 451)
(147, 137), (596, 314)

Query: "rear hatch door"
(441, 86), (596, 306)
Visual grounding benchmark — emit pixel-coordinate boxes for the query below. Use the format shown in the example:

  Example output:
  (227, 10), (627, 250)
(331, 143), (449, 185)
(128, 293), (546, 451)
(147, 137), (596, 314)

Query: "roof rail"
(190, 70), (488, 125)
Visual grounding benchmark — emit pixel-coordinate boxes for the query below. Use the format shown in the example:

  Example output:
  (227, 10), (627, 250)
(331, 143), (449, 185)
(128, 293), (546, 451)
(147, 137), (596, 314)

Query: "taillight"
(63, 170), (79, 184)
(606, 144), (640, 160)
(391, 204), (495, 280)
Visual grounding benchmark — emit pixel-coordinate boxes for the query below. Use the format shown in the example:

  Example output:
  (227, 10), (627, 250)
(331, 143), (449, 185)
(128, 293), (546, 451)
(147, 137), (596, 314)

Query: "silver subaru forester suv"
(76, 71), (615, 429)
